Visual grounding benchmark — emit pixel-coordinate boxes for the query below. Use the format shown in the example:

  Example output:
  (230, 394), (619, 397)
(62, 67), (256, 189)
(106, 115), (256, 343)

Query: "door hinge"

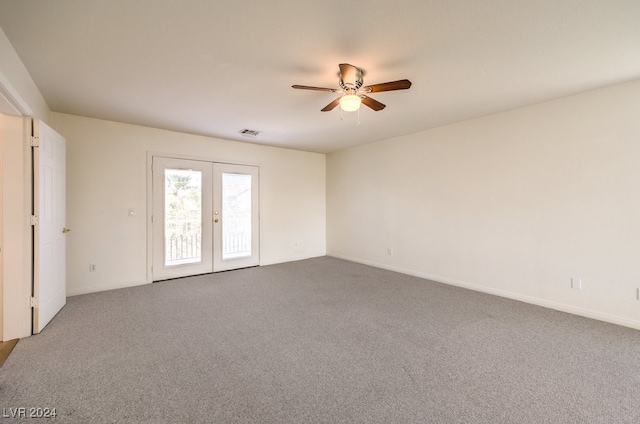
(30, 136), (39, 147)
(30, 215), (39, 225)
(30, 297), (39, 308)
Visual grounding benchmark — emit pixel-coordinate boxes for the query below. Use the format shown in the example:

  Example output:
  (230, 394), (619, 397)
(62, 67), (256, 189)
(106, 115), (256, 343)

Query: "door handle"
(214, 219), (219, 223)
(62, 227), (71, 233)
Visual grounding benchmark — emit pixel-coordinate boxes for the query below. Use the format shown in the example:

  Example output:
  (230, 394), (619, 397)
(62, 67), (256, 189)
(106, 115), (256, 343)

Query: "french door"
(212, 163), (260, 272)
(152, 157), (259, 281)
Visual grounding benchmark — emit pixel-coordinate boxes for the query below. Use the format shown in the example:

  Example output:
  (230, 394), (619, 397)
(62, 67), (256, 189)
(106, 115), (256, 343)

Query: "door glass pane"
(165, 169), (202, 266)
(222, 173), (252, 259)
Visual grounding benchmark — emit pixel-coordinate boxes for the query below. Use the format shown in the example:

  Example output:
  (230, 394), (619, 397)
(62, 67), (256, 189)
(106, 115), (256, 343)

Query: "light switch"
(571, 277), (582, 290)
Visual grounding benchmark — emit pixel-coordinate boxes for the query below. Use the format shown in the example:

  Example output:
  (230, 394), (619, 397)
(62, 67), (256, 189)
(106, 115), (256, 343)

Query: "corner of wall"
(0, 26), (50, 121)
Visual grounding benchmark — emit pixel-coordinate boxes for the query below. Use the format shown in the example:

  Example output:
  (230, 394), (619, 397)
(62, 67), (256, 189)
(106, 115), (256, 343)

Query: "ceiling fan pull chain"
(357, 108), (361, 126)
(340, 108), (344, 121)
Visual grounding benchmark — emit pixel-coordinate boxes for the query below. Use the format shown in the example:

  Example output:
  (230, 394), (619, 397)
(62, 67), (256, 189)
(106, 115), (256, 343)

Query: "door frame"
(0, 115), (34, 340)
(0, 73), (37, 341)
(146, 152), (261, 283)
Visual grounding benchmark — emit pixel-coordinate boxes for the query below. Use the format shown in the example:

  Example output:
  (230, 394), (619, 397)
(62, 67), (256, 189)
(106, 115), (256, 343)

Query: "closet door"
(33, 120), (67, 334)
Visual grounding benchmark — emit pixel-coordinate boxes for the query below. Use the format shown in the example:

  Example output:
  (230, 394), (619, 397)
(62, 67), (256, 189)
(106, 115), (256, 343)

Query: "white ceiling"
(0, 0), (639, 153)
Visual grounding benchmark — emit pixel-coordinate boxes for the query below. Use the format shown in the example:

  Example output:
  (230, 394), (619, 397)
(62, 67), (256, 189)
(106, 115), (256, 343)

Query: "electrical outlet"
(571, 277), (582, 290)
(388, 247), (393, 256)
(90, 264), (96, 272)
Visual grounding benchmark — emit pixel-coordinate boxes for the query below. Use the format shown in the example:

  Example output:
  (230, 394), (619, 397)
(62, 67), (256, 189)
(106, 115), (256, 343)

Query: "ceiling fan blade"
(361, 95), (386, 111)
(362, 79), (412, 93)
(292, 85), (338, 92)
(339, 63), (358, 86)
(321, 97), (341, 112)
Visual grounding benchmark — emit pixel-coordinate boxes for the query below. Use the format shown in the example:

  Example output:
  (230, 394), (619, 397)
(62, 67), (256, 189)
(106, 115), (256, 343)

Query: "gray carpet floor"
(1, 256), (639, 423)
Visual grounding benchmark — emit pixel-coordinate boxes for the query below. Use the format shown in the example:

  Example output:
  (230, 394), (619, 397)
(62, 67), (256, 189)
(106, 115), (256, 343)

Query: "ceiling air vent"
(239, 129), (261, 138)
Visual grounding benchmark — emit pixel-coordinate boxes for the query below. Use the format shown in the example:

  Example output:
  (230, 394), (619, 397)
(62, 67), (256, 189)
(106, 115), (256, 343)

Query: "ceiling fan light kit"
(339, 93), (362, 112)
(292, 63), (412, 119)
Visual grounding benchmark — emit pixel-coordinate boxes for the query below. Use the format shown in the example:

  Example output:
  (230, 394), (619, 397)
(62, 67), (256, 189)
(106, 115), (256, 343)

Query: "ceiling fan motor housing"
(339, 67), (363, 91)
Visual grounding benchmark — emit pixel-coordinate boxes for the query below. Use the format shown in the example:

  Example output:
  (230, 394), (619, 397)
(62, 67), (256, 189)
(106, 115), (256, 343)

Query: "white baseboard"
(67, 253), (328, 297)
(328, 253), (640, 331)
(261, 253), (326, 266)
(67, 279), (150, 297)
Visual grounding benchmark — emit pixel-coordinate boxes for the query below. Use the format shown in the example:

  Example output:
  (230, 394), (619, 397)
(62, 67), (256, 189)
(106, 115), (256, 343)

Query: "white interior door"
(152, 157), (213, 280)
(213, 163), (259, 272)
(33, 119), (66, 334)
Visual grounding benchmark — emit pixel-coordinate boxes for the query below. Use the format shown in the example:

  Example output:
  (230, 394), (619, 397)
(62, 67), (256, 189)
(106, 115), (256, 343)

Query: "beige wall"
(51, 113), (326, 296)
(327, 79), (640, 329)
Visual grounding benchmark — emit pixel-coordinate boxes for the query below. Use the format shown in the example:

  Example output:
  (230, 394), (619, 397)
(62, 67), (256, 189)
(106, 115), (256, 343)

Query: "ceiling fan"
(292, 63), (412, 113)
